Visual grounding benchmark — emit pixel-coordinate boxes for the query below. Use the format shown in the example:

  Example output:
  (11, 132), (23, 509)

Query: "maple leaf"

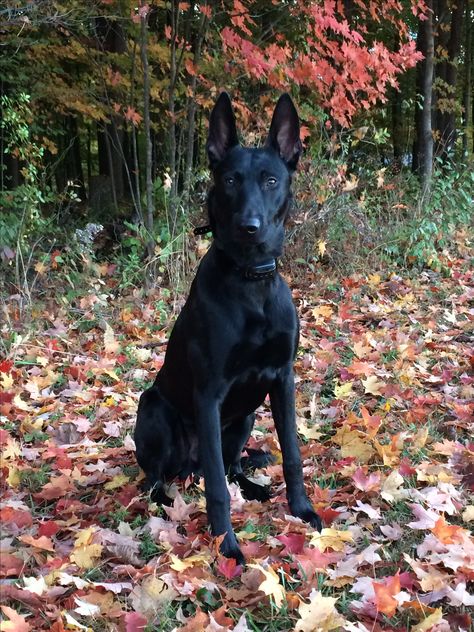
(361, 375), (384, 396)
(380, 471), (406, 503)
(431, 516), (465, 544)
(18, 534), (55, 552)
(352, 467), (381, 492)
(71, 528), (103, 569)
(0, 606), (31, 632)
(333, 426), (374, 463)
(130, 576), (178, 619)
(74, 597), (101, 617)
(162, 491), (197, 521)
(412, 609), (444, 632)
(276, 532), (306, 554)
(248, 563), (286, 607)
(124, 106), (143, 126)
(217, 556), (242, 579)
(373, 572), (401, 616)
(124, 611), (148, 632)
(295, 590), (346, 631)
(310, 528), (353, 552)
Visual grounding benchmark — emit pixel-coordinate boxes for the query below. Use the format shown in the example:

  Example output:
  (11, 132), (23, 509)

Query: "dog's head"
(206, 93), (302, 265)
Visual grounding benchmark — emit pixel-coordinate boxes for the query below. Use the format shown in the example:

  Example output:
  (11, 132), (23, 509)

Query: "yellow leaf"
(7, 466), (21, 488)
(103, 322), (120, 354)
(412, 608), (444, 632)
(310, 528), (353, 552)
(333, 426), (374, 463)
(1, 439), (21, 461)
(169, 554), (209, 571)
(248, 563), (286, 608)
(130, 575), (178, 620)
(374, 439), (400, 466)
(104, 474), (129, 490)
(297, 418), (322, 441)
(71, 544), (103, 569)
(312, 305), (333, 320)
(412, 427), (429, 450)
(13, 394), (31, 411)
(462, 506), (474, 522)
(361, 375), (384, 396)
(352, 341), (371, 359)
(34, 261), (48, 274)
(381, 471), (406, 503)
(317, 240), (327, 257)
(102, 370), (120, 382)
(353, 126), (369, 141)
(0, 372), (13, 389)
(342, 175), (358, 192)
(334, 381), (354, 399)
(295, 590), (346, 631)
(75, 528), (95, 547)
(367, 273), (381, 287)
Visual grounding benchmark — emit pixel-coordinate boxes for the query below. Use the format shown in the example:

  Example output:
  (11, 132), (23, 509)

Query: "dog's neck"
(207, 241), (277, 281)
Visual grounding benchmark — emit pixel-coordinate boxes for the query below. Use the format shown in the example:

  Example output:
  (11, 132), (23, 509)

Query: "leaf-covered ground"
(1, 245), (473, 632)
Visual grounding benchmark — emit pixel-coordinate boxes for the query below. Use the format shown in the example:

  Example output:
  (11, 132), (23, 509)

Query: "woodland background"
(0, 0), (473, 294)
(0, 2), (473, 632)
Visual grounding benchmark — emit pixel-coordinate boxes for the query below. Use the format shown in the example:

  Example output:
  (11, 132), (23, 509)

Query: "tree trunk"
(462, 0), (472, 157)
(413, 1), (434, 193)
(434, 0), (465, 160)
(183, 7), (208, 204)
(168, 0), (179, 217)
(141, 7), (154, 259)
(94, 16), (127, 210)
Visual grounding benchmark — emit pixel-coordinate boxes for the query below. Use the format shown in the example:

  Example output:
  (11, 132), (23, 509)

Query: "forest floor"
(1, 237), (473, 632)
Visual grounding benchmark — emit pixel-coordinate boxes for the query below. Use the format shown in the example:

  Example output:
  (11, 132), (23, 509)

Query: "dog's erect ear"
(265, 94), (302, 171)
(206, 92), (239, 167)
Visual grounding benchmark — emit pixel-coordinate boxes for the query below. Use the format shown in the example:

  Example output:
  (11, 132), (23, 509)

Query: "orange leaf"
(373, 572), (401, 616)
(0, 605), (31, 632)
(18, 535), (55, 552)
(431, 516), (464, 544)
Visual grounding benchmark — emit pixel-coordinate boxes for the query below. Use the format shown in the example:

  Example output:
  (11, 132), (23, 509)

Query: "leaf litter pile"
(1, 250), (473, 632)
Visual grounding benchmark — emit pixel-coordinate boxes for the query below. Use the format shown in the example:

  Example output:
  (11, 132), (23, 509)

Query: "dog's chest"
(223, 306), (296, 380)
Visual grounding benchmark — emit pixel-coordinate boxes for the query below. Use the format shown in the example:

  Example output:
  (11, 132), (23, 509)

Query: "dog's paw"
(240, 480), (271, 502)
(220, 534), (245, 565)
(290, 502), (322, 531)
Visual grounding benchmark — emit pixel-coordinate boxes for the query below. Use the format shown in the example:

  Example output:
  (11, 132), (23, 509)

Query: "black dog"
(134, 93), (321, 563)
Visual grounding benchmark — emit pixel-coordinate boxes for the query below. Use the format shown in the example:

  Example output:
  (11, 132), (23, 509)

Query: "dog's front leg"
(194, 390), (244, 564)
(270, 370), (322, 531)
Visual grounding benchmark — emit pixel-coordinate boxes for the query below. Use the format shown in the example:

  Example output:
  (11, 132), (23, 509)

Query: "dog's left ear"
(266, 94), (302, 171)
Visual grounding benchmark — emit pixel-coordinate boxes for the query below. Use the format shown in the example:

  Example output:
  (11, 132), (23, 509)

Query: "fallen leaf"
(248, 563), (286, 607)
(295, 590), (346, 631)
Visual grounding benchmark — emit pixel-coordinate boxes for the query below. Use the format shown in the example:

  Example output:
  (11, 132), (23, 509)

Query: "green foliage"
(0, 93), (48, 246)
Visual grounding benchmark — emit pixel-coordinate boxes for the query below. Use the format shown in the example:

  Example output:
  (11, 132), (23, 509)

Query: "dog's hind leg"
(134, 386), (180, 506)
(223, 415), (271, 502)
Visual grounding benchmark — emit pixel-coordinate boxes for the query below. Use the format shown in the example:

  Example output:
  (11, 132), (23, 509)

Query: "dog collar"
(194, 224), (213, 236)
(240, 260), (277, 280)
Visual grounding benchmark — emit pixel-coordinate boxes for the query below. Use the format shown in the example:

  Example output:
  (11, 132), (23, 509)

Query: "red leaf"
(125, 611), (148, 632)
(217, 556), (242, 579)
(276, 532), (306, 554)
(0, 553), (24, 577)
(0, 359), (13, 373)
(0, 507), (33, 529)
(38, 520), (60, 537)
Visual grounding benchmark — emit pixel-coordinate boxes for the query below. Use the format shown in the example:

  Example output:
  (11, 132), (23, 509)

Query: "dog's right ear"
(206, 92), (239, 168)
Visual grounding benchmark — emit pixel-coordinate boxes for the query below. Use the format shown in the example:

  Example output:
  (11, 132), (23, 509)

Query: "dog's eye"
(267, 177), (277, 187)
(224, 176), (234, 186)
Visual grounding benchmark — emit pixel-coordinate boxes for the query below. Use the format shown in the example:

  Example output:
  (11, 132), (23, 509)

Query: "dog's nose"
(240, 219), (261, 235)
